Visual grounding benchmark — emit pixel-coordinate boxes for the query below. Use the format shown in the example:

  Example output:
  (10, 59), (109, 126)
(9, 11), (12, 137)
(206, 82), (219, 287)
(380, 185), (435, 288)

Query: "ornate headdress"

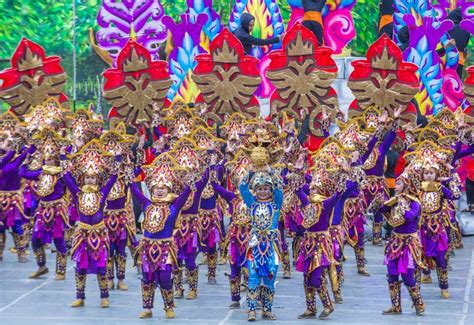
(250, 171), (275, 191)
(32, 128), (68, 160)
(66, 107), (103, 141)
(69, 140), (112, 183)
(142, 153), (182, 191)
(225, 149), (252, 189)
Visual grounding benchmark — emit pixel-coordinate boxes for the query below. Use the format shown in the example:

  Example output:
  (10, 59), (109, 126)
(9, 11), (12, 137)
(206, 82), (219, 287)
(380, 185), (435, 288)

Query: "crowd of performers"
(1, 95), (473, 321)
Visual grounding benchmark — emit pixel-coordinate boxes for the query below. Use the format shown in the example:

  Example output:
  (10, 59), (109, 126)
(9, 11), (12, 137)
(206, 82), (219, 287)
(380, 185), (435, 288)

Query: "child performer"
(20, 129), (70, 280)
(380, 174), (425, 315)
(240, 169), (283, 321)
(61, 140), (121, 308)
(131, 153), (207, 319)
(100, 129), (138, 291)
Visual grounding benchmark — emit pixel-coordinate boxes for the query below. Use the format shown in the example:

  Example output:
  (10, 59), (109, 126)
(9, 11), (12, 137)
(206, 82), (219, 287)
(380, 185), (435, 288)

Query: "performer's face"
(248, 19), (255, 33)
(152, 185), (169, 199)
(423, 168), (437, 182)
(351, 151), (360, 163)
(256, 184), (272, 201)
(44, 158), (57, 166)
(395, 179), (405, 194)
(84, 175), (99, 186)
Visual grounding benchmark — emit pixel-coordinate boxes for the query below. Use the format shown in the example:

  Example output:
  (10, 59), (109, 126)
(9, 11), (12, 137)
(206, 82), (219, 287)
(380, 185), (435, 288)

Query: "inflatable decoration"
(192, 28), (262, 123)
(347, 34), (419, 122)
(0, 38), (69, 116)
(186, 0), (222, 51)
(285, 0), (356, 55)
(162, 13), (207, 103)
(94, 0), (167, 65)
(102, 40), (172, 126)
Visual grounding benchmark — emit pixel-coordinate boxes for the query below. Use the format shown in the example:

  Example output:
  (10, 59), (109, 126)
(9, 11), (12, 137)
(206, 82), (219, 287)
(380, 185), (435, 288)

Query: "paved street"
(1, 232), (474, 325)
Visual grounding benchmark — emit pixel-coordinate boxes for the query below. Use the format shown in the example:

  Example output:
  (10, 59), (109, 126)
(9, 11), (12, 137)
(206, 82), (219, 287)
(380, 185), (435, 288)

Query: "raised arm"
(404, 201), (421, 222)
(212, 181), (236, 205)
(129, 181), (150, 208)
(239, 174), (255, 207)
(0, 150), (15, 169)
(295, 187), (310, 208)
(19, 164), (42, 180)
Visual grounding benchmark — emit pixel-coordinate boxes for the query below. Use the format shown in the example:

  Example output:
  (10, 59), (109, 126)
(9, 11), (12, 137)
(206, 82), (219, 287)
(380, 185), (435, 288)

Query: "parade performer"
(197, 152), (225, 285)
(0, 130), (35, 263)
(212, 152), (252, 309)
(20, 129), (70, 280)
(61, 140), (121, 308)
(294, 164), (346, 319)
(240, 167), (283, 321)
(380, 174), (425, 315)
(361, 109), (402, 245)
(414, 150), (456, 299)
(131, 153), (207, 319)
(233, 13), (281, 56)
(302, 0), (327, 45)
(100, 128), (138, 291)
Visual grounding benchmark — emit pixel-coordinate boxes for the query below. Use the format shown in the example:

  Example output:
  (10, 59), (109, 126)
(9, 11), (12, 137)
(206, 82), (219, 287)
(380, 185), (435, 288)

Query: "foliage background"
(0, 0), (472, 113)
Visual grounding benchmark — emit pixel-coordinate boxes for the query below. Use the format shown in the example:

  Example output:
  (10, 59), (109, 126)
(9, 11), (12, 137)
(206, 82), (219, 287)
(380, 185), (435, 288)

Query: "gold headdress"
(225, 149), (252, 189)
(66, 108), (103, 141)
(142, 153), (182, 191)
(70, 139), (112, 179)
(32, 128), (69, 160)
(170, 137), (206, 172)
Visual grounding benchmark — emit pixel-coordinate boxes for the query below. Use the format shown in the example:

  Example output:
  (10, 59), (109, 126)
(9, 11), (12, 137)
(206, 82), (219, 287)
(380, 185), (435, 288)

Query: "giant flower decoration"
(192, 28), (262, 122)
(347, 34), (419, 117)
(103, 40), (172, 125)
(0, 38), (68, 116)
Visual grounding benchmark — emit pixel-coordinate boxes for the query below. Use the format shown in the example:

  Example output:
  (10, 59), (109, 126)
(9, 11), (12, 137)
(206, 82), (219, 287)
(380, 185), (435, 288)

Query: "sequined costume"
(418, 181), (455, 293)
(0, 146), (34, 262)
(295, 187), (339, 319)
(197, 164), (225, 283)
(362, 123), (397, 244)
(240, 171), (283, 320)
(61, 149), (120, 306)
(212, 181), (251, 307)
(19, 164), (69, 279)
(380, 191), (425, 315)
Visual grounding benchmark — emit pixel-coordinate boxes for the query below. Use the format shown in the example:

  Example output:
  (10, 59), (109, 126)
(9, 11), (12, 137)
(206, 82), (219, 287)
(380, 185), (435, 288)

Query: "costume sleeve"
(295, 187), (310, 208)
(212, 181), (236, 204)
(359, 134), (379, 165)
(404, 201), (421, 222)
(239, 178), (255, 207)
(173, 186), (192, 213)
(0, 150), (15, 169)
(130, 182), (150, 208)
(62, 171), (80, 201)
(274, 187), (284, 209)
(379, 129), (397, 158)
(19, 165), (42, 180)
(440, 184), (456, 201)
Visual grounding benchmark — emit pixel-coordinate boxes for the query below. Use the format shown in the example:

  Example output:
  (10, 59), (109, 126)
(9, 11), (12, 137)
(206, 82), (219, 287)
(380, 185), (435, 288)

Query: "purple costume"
(62, 154), (120, 301)
(19, 165), (69, 277)
(212, 181), (251, 304)
(0, 147), (33, 261)
(130, 177), (202, 312)
(380, 193), (425, 314)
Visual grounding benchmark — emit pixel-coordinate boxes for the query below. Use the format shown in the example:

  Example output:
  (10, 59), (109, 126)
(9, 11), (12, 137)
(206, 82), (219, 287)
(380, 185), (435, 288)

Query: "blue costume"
(239, 171), (283, 320)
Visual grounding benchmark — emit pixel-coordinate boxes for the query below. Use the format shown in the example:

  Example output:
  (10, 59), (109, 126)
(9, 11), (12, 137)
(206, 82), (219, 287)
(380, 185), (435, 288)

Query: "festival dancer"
(361, 108), (402, 245)
(61, 140), (121, 308)
(100, 128), (138, 291)
(302, 0), (327, 45)
(211, 153), (252, 309)
(240, 168), (283, 321)
(294, 163), (347, 319)
(131, 153), (207, 319)
(197, 151), (225, 285)
(415, 152), (456, 299)
(380, 174), (425, 316)
(0, 130), (35, 263)
(20, 129), (70, 280)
